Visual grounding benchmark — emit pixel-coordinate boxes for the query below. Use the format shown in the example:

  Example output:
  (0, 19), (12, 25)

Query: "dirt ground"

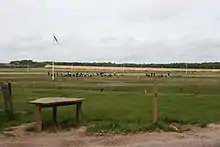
(1, 124), (220, 147)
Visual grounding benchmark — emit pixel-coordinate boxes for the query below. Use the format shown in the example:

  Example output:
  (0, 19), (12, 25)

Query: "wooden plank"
(35, 105), (42, 132)
(29, 97), (85, 105)
(76, 102), (82, 124)
(52, 106), (57, 125)
(28, 97), (85, 132)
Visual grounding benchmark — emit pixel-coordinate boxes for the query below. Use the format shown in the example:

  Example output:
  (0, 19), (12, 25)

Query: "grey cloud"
(99, 37), (117, 43)
(173, 38), (220, 62)
(216, 16), (220, 21)
(2, 39), (50, 52)
(186, 38), (220, 49)
(18, 35), (43, 42)
(123, 1), (188, 22)
(1, 0), (220, 63)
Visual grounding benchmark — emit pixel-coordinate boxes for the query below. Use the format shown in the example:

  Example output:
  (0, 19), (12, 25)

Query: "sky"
(0, 0), (220, 63)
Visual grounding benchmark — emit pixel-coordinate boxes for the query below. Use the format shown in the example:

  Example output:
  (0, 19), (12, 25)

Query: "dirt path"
(1, 124), (220, 147)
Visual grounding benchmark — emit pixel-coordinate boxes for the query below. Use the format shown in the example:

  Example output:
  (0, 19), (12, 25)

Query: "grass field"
(1, 67), (220, 133)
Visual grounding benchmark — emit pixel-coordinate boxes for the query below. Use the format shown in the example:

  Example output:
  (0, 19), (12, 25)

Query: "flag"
(53, 34), (59, 44)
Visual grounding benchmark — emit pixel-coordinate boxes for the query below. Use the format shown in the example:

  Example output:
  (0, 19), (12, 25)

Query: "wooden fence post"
(8, 82), (14, 117)
(153, 79), (159, 124)
(0, 82), (14, 118)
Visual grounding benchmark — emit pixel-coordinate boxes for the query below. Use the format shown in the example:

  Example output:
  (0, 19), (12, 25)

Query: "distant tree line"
(8, 60), (46, 68)
(1, 60), (219, 69)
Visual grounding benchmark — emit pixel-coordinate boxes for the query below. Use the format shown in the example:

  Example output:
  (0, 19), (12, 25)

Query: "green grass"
(1, 68), (220, 133)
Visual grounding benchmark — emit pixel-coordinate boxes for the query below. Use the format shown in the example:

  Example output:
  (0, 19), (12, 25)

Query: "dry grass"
(1, 68), (220, 133)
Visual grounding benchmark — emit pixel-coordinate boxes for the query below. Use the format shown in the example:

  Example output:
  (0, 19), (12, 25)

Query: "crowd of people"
(47, 71), (124, 78)
(146, 72), (182, 78)
(47, 71), (182, 79)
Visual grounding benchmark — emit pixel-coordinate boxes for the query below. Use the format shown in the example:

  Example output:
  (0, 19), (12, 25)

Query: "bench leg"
(35, 105), (42, 132)
(53, 106), (57, 125)
(76, 102), (82, 124)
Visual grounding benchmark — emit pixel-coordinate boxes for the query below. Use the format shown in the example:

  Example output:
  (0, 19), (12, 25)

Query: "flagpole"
(26, 63), (29, 72)
(52, 34), (59, 81)
(71, 62), (73, 74)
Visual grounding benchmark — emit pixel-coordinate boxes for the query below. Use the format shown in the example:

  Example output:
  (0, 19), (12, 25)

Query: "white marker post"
(52, 61), (55, 81)
(71, 62), (73, 74)
(26, 63), (29, 72)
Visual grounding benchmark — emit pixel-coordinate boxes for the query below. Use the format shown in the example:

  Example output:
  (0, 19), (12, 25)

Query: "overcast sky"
(1, 0), (220, 63)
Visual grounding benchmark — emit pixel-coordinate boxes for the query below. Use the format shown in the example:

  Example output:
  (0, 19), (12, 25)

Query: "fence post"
(153, 79), (159, 124)
(8, 82), (14, 118)
(0, 82), (14, 118)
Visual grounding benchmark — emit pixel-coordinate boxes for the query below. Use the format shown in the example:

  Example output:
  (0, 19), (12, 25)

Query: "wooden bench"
(29, 97), (85, 132)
